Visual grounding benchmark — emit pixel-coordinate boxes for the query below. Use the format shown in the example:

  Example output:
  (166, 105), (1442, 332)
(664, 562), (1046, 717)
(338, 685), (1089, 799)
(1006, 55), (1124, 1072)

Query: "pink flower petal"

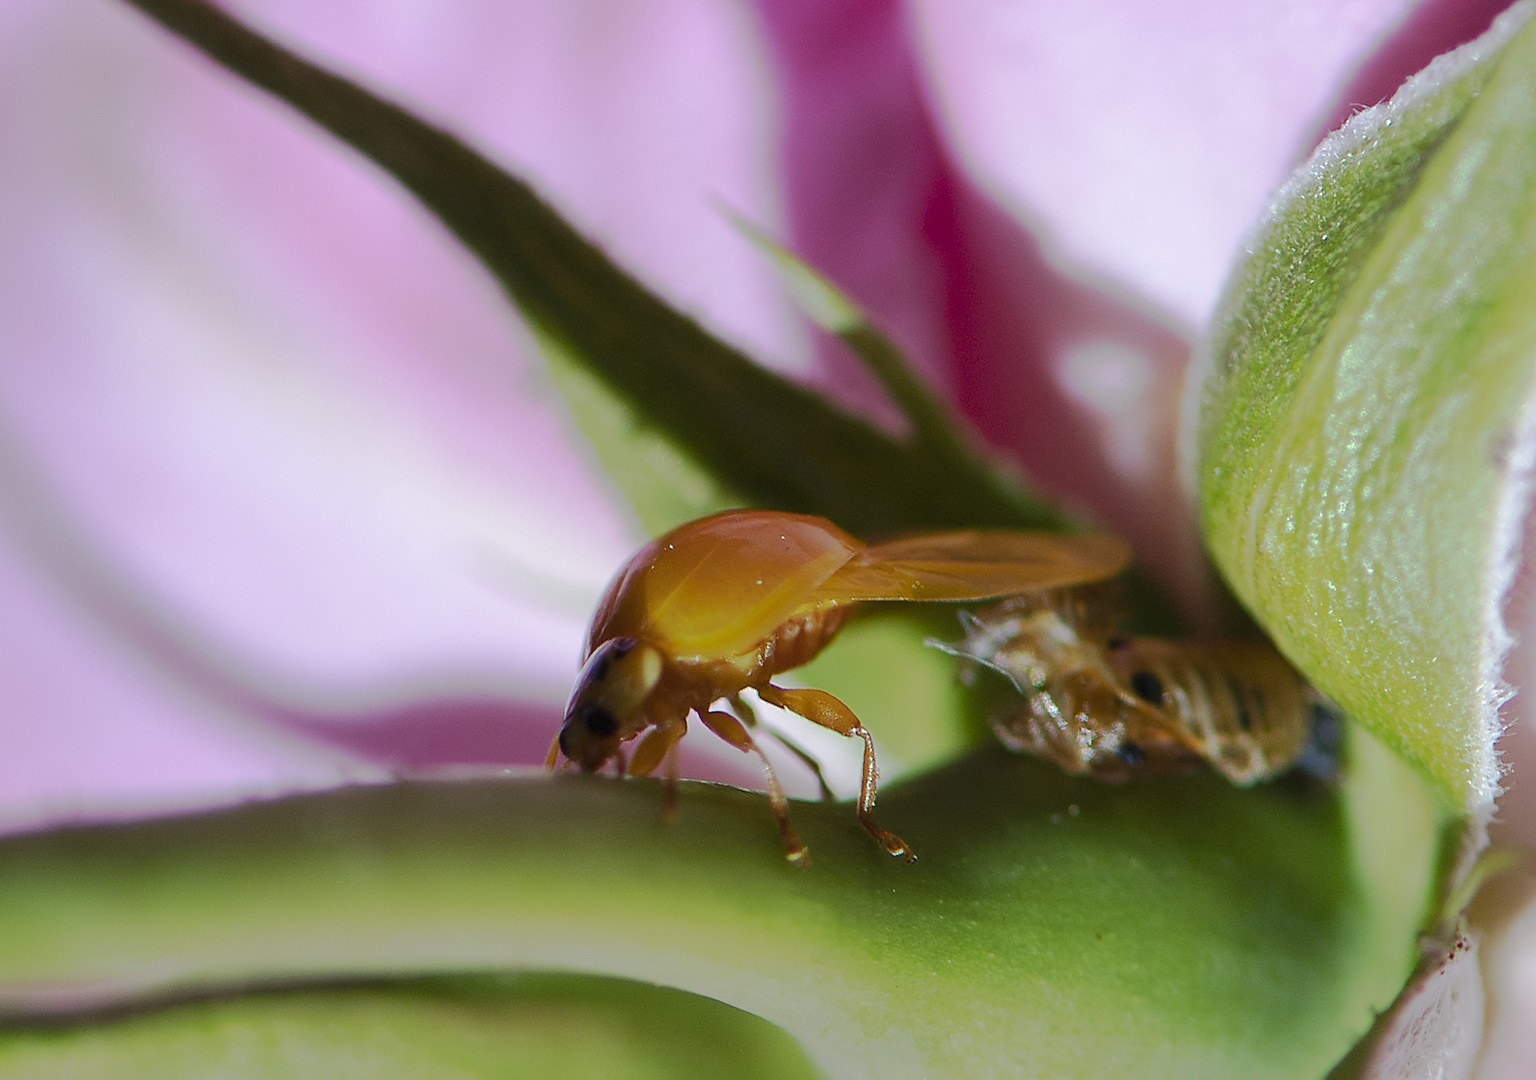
(0, 518), (366, 833)
(908, 0), (1434, 326)
(0, 0), (790, 816)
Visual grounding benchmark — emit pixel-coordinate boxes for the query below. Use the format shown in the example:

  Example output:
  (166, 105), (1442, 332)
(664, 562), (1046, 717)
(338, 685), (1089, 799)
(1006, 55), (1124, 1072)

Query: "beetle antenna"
(923, 635), (964, 657)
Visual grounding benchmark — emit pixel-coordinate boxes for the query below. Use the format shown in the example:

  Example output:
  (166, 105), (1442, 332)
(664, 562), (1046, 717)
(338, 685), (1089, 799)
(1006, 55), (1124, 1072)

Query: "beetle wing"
(812, 531), (1131, 603)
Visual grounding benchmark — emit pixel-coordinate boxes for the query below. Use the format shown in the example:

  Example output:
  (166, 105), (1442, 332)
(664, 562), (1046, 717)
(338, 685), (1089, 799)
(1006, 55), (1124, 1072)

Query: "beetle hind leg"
(701, 709), (809, 865)
(730, 692), (837, 803)
(758, 684), (913, 862)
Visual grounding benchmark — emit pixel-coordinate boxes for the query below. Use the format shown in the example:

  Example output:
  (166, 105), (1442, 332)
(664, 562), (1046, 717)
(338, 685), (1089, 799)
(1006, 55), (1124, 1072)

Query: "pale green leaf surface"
(1192, 1), (1536, 814)
(0, 733), (1443, 1080)
(0, 976), (827, 1080)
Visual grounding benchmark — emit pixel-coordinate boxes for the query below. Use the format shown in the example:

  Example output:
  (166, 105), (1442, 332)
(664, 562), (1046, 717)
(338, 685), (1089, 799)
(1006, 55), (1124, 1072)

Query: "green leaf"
(0, 734), (1446, 1080)
(534, 327), (742, 537)
(117, 0), (1060, 539)
(0, 975), (829, 1080)
(727, 215), (981, 469)
(1191, 3), (1536, 814)
(727, 222), (1172, 631)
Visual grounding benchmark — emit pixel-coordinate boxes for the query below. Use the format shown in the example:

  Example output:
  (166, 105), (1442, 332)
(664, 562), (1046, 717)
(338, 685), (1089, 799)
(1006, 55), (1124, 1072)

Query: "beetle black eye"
(1118, 740), (1147, 767)
(1130, 670), (1164, 704)
(578, 704), (618, 738)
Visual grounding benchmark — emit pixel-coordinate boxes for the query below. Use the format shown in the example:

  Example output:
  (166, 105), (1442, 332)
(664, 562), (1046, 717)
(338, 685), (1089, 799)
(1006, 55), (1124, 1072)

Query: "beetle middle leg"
(758, 683), (913, 862)
(700, 709), (809, 865)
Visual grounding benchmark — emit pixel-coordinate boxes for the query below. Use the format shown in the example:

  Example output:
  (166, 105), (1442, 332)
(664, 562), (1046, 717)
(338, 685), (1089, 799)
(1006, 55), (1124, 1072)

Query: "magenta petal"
(753, 0), (956, 411)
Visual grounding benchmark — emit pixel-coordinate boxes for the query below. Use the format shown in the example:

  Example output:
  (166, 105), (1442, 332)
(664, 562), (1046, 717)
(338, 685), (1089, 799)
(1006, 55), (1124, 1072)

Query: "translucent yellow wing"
(811, 530), (1131, 604)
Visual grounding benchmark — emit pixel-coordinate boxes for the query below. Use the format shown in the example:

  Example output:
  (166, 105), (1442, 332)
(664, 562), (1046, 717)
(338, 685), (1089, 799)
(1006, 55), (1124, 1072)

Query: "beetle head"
(559, 637), (664, 771)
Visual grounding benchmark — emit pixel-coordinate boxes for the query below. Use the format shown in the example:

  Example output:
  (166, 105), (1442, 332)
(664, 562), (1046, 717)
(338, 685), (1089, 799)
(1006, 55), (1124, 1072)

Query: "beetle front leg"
(629, 718), (686, 779)
(701, 709), (808, 865)
(758, 684), (913, 862)
(629, 718), (687, 820)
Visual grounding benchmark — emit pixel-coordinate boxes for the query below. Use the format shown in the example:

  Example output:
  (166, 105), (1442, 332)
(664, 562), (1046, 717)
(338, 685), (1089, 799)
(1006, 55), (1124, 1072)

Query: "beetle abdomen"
(753, 603), (850, 682)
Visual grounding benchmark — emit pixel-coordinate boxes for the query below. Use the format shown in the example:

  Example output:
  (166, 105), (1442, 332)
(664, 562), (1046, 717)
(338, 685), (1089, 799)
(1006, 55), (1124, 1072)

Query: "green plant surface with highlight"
(0, 976), (828, 1080)
(0, 733), (1442, 1080)
(1193, 3), (1536, 814)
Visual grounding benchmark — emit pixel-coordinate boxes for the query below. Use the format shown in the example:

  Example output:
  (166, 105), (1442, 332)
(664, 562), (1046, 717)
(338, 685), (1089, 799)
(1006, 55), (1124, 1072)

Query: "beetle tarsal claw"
(783, 828), (811, 867)
(864, 821), (915, 862)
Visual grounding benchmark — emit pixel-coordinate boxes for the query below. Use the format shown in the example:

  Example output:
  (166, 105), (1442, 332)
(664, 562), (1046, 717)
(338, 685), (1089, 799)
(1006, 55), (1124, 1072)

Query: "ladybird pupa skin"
(945, 584), (1324, 786)
(549, 510), (1133, 862)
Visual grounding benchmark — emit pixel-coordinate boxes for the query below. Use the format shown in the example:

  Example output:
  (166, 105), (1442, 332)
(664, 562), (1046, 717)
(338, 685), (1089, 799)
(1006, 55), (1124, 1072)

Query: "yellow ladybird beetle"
(548, 509), (1132, 864)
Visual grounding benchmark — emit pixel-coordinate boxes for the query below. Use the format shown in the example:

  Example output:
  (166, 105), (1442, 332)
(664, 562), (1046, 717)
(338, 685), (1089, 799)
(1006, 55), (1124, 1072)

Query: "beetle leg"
(730, 692), (836, 802)
(661, 739), (681, 822)
(758, 684), (913, 862)
(727, 691), (758, 725)
(543, 733), (563, 770)
(765, 730), (838, 803)
(629, 718), (685, 778)
(703, 709), (808, 865)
